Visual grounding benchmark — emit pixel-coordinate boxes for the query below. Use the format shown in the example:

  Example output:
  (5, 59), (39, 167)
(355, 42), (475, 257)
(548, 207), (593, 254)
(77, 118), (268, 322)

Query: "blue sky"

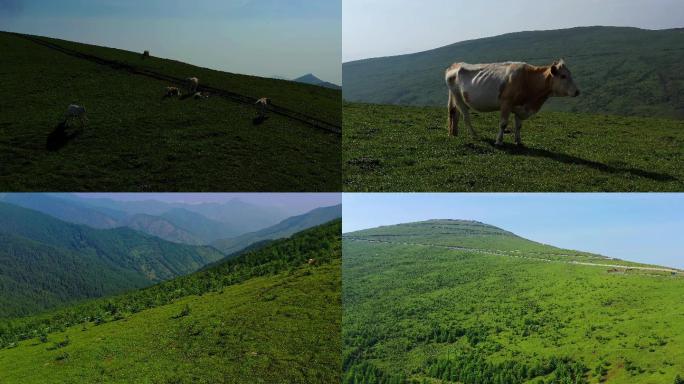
(343, 193), (684, 269)
(75, 193), (341, 216)
(343, 0), (684, 61)
(0, 0), (341, 83)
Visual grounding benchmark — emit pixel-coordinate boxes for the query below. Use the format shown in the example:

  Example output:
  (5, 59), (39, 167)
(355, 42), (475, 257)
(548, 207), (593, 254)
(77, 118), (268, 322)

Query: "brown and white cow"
(445, 59), (579, 145)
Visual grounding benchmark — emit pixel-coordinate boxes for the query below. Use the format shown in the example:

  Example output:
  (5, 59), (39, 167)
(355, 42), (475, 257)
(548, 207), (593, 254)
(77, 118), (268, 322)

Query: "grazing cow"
(445, 59), (580, 146)
(255, 97), (271, 118)
(307, 258), (318, 265)
(165, 86), (181, 97)
(142, 50), (150, 59)
(64, 104), (88, 126)
(186, 77), (199, 94)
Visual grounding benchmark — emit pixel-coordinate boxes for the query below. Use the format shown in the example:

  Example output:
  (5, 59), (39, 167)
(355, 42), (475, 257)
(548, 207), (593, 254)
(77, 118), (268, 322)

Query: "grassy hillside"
(343, 26), (684, 119)
(343, 103), (684, 191)
(0, 220), (341, 383)
(0, 202), (224, 317)
(0, 32), (341, 191)
(343, 221), (684, 384)
(213, 204), (342, 255)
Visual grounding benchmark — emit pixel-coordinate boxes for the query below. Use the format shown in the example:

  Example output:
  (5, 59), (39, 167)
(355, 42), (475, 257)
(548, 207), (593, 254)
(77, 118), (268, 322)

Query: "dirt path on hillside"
(344, 237), (681, 274)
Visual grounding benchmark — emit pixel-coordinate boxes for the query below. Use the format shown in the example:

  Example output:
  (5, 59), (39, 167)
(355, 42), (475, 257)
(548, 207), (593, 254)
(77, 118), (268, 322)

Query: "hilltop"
(343, 220), (684, 383)
(343, 26), (684, 119)
(0, 32), (341, 191)
(0, 220), (342, 383)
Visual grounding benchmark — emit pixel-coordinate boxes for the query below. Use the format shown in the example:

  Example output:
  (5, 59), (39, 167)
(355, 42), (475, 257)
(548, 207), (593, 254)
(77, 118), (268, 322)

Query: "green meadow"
(343, 103), (684, 192)
(343, 221), (684, 384)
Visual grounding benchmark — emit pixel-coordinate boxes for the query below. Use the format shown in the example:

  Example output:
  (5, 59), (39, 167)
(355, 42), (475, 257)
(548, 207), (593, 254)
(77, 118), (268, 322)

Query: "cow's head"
(549, 59), (580, 97)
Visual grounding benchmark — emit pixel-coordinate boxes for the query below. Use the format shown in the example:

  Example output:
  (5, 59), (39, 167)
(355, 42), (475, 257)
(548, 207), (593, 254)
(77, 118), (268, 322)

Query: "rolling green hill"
(0, 220), (342, 383)
(0, 32), (341, 191)
(343, 103), (684, 191)
(212, 204), (342, 255)
(343, 221), (684, 384)
(343, 26), (684, 119)
(0, 202), (225, 317)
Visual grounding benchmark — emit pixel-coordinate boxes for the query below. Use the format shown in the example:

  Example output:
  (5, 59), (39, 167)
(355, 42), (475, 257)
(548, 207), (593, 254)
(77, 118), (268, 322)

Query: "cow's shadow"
(46, 122), (80, 151)
(252, 115), (269, 125)
(485, 139), (677, 182)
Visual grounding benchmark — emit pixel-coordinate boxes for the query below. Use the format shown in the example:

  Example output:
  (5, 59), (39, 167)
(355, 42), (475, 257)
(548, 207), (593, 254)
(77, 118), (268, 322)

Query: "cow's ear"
(550, 64), (559, 76)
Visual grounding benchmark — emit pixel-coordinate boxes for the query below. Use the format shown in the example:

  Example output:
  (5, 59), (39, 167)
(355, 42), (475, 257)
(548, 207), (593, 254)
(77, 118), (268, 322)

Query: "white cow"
(255, 97), (271, 118)
(186, 77), (199, 94)
(65, 104), (88, 126)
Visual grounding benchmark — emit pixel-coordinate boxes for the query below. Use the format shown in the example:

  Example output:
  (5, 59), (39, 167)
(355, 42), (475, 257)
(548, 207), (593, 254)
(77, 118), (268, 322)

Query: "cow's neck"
(524, 66), (553, 113)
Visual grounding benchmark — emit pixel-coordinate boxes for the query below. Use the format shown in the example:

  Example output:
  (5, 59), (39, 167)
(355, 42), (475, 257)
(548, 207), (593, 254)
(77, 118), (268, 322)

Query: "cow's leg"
(462, 109), (477, 138)
(496, 106), (511, 146)
(456, 95), (477, 139)
(447, 92), (460, 136)
(514, 114), (523, 146)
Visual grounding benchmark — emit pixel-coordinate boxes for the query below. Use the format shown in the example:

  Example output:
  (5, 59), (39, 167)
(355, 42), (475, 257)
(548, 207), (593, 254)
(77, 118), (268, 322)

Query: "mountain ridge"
(342, 26), (684, 118)
(212, 204), (342, 255)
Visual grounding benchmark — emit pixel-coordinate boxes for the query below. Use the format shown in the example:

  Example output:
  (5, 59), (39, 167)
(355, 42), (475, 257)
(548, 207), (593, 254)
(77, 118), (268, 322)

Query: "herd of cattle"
(63, 51), (272, 128)
(60, 51), (582, 147)
(445, 59), (580, 145)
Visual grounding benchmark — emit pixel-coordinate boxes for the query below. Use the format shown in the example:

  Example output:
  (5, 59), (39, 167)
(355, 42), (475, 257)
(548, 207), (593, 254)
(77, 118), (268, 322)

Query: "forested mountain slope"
(0, 220), (342, 383)
(0, 202), (224, 317)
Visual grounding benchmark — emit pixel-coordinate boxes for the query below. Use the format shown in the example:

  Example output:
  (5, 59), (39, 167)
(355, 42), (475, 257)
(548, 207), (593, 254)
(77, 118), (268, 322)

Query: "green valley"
(0, 202), (224, 317)
(0, 220), (342, 383)
(343, 220), (684, 384)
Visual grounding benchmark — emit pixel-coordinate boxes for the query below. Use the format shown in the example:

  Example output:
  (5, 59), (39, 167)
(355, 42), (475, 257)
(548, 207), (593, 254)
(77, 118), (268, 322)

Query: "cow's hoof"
(494, 141), (504, 146)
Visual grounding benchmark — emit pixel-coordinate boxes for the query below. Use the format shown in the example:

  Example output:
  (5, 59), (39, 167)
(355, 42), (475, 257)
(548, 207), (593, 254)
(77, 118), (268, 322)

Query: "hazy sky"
(343, 193), (684, 269)
(343, 0), (684, 62)
(74, 193), (341, 216)
(0, 0), (341, 84)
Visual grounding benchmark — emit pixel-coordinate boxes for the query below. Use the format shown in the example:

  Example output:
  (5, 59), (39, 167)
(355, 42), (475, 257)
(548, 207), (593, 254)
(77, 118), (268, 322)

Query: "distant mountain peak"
(294, 73), (341, 90)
